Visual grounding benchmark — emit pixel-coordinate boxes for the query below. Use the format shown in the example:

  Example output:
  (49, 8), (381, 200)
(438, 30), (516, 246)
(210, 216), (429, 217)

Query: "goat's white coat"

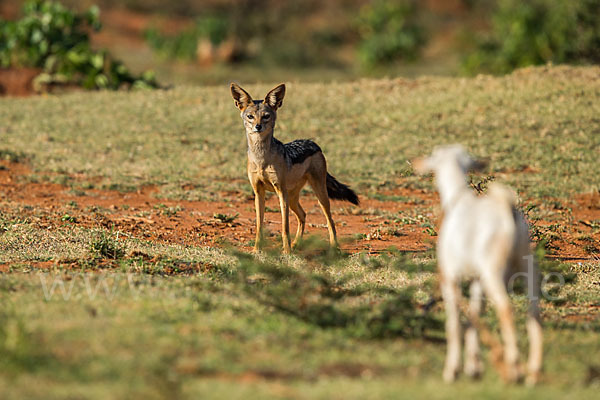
(415, 145), (542, 385)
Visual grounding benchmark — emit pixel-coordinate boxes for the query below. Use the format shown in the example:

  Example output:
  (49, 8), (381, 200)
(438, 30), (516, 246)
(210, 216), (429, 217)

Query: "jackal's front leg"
(253, 184), (265, 253)
(274, 185), (291, 254)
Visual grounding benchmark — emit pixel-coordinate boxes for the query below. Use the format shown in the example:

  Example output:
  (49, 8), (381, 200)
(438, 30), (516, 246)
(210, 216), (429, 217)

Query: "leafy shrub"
(463, 0), (600, 75)
(356, 0), (426, 68)
(0, 0), (158, 90)
(142, 1), (352, 68)
(145, 15), (229, 61)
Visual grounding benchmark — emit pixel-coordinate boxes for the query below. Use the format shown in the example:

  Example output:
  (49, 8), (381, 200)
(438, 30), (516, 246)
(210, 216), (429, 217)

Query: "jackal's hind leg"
(308, 174), (338, 248)
(289, 190), (306, 248)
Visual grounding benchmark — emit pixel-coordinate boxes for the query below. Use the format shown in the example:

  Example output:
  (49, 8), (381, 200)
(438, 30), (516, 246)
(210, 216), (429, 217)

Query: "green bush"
(0, 0), (158, 90)
(142, 2), (350, 68)
(463, 0), (600, 75)
(356, 0), (426, 69)
(145, 15), (229, 61)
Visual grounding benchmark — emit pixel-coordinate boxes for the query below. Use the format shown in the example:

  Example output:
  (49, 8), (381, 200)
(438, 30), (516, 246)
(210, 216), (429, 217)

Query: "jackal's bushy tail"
(326, 173), (359, 205)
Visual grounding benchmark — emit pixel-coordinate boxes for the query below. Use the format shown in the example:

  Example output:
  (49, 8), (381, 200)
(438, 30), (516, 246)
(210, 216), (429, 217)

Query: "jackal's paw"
(252, 246), (263, 255)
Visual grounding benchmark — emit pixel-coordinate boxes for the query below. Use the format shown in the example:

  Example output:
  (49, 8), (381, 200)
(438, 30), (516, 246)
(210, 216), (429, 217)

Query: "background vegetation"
(2, 0), (599, 87)
(356, 0), (426, 68)
(0, 1), (599, 398)
(1, 66), (598, 200)
(0, 0), (157, 90)
(463, 0), (600, 74)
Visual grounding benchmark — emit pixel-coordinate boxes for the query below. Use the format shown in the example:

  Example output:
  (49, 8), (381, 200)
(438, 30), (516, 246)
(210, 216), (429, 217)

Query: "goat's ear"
(264, 83), (285, 110)
(411, 157), (432, 175)
(230, 83), (253, 110)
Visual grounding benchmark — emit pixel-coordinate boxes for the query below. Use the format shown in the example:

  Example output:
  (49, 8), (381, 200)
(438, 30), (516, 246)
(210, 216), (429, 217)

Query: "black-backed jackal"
(230, 83), (359, 253)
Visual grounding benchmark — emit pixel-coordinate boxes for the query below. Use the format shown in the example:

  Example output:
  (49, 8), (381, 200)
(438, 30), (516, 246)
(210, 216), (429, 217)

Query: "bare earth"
(1, 160), (599, 270)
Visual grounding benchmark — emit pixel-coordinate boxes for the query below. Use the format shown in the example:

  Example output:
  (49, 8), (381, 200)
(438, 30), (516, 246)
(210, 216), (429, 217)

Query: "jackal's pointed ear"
(264, 83), (285, 111)
(412, 157), (433, 175)
(230, 83), (253, 110)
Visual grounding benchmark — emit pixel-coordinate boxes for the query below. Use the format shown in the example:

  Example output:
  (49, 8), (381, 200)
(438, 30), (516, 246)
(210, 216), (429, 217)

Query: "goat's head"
(413, 144), (487, 175)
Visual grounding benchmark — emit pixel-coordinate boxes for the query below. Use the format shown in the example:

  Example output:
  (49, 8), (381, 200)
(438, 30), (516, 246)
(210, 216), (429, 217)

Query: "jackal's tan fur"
(230, 83), (358, 253)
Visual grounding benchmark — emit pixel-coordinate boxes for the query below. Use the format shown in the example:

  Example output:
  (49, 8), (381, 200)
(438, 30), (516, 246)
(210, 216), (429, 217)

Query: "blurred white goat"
(414, 145), (542, 385)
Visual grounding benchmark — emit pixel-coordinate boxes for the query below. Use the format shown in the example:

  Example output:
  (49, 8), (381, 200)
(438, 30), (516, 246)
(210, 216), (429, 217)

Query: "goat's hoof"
(443, 367), (459, 383)
(525, 372), (540, 387)
(503, 367), (522, 384)
(464, 362), (484, 380)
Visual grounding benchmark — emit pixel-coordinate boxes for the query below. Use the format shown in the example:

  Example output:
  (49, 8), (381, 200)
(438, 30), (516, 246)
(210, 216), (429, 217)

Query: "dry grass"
(0, 66), (599, 398)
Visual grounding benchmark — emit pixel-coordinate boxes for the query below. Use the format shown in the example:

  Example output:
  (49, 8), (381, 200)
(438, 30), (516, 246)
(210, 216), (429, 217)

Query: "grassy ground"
(1, 65), (599, 200)
(0, 247), (598, 399)
(1, 66), (599, 398)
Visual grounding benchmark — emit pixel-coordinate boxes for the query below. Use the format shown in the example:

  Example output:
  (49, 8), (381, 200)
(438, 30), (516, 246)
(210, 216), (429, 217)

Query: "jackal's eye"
(263, 114), (271, 120)
(246, 114), (254, 120)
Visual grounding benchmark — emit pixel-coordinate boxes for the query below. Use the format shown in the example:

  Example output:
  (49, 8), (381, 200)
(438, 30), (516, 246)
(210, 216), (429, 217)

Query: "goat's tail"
(326, 173), (359, 205)
(487, 182), (518, 206)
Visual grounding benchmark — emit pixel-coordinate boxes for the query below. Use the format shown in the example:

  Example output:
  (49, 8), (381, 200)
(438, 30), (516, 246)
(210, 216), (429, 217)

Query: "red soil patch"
(0, 2), (19, 20)
(0, 68), (41, 96)
(532, 191), (600, 261)
(1, 160), (598, 265)
(0, 161), (435, 258)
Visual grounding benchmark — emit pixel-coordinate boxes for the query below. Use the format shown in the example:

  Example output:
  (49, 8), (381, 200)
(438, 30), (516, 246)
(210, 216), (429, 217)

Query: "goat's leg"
(525, 257), (543, 386)
(464, 280), (484, 379)
(441, 277), (462, 382)
(482, 272), (521, 383)
(526, 297), (543, 385)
